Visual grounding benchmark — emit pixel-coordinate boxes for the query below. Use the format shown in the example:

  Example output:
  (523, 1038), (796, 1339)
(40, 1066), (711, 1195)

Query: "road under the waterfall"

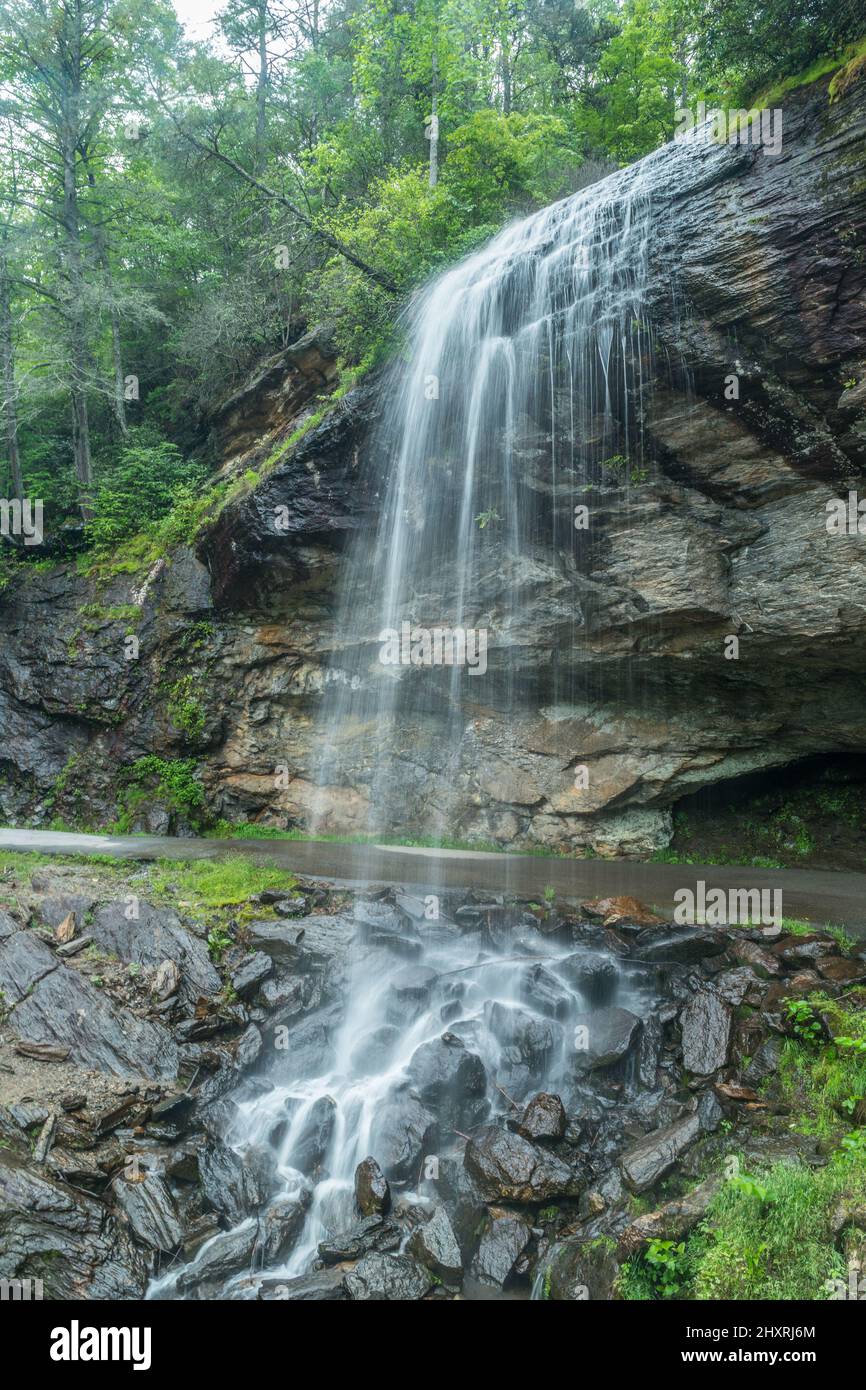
(2, 828), (866, 935)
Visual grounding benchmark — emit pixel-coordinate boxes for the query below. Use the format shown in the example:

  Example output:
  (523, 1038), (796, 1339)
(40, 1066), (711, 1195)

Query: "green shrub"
(114, 756), (204, 831)
(86, 430), (208, 548)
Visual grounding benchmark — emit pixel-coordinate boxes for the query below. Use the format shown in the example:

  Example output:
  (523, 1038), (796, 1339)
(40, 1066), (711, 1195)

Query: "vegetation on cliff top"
(0, 0), (862, 577)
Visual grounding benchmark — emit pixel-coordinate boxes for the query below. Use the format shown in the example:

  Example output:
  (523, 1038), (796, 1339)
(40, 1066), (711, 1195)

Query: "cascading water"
(151, 893), (668, 1300)
(311, 147), (663, 842)
(154, 140), (711, 1301)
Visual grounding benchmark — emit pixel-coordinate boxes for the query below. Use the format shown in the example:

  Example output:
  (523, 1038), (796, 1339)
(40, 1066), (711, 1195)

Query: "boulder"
(0, 1149), (147, 1299)
(355, 1156), (390, 1216)
(517, 1092), (567, 1143)
(177, 1221), (258, 1292)
(230, 951), (273, 997)
(111, 1172), (184, 1252)
(407, 1206), (463, 1283)
(681, 990), (732, 1074)
(541, 1234), (619, 1300)
(632, 929), (728, 965)
(343, 1252), (434, 1301)
(560, 954), (619, 1005)
(0, 929), (59, 1001)
(90, 902), (220, 1004)
(405, 1034), (487, 1127)
(620, 1112), (704, 1193)
(573, 1006), (641, 1071)
(369, 1092), (438, 1183)
(40, 894), (95, 931)
(259, 1269), (347, 1301)
(465, 1124), (579, 1203)
(470, 1207), (531, 1289)
(257, 1189), (311, 1264)
(198, 1140), (266, 1224)
(519, 963), (572, 1019)
(8, 957), (179, 1081)
(318, 1215), (402, 1264)
(617, 1176), (722, 1258)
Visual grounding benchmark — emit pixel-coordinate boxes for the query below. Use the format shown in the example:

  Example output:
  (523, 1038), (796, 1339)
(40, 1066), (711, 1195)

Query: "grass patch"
(145, 854), (295, 908)
(620, 1150), (866, 1301)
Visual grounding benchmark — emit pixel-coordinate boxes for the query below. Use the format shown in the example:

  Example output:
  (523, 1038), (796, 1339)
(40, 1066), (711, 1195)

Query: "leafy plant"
(207, 925), (233, 963)
(785, 998), (824, 1046)
(643, 1239), (689, 1298)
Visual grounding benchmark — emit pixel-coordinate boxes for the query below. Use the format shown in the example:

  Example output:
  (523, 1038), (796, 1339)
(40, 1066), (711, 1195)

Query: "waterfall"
(153, 140), (711, 1301)
(150, 892), (661, 1300)
(311, 148), (666, 843)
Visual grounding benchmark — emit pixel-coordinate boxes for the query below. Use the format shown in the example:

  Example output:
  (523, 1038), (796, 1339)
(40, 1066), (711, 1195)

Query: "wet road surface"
(2, 828), (865, 935)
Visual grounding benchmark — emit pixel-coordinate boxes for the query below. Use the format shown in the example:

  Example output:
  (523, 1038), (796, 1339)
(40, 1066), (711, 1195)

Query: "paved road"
(2, 827), (866, 933)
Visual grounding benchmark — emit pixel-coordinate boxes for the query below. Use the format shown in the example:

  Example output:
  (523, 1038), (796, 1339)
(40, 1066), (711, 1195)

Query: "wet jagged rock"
(343, 1252), (434, 1301)
(407, 1206), (463, 1283)
(318, 1214), (402, 1264)
(355, 1156), (390, 1216)
(517, 1092), (567, 1143)
(90, 902), (221, 1005)
(465, 1124), (580, 1203)
(406, 1034), (487, 1128)
(541, 1234), (620, 1301)
(680, 990), (732, 1075)
(0, 1148), (148, 1299)
(470, 1207), (532, 1289)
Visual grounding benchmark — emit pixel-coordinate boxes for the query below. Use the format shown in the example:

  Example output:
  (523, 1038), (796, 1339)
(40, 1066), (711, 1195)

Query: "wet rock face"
(1, 867), (862, 1301)
(680, 990), (732, 1075)
(2, 80), (866, 856)
(470, 1207), (532, 1290)
(0, 930), (180, 1080)
(542, 1234), (620, 1301)
(0, 1148), (148, 1299)
(344, 1253), (434, 1301)
(517, 1092), (567, 1143)
(407, 1206), (463, 1284)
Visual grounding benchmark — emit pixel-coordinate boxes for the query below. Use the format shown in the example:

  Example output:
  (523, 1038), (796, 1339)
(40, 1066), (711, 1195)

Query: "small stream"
(151, 892), (669, 1298)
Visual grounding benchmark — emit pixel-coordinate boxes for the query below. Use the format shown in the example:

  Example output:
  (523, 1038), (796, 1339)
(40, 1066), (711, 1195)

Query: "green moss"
(167, 675), (206, 742)
(752, 36), (866, 106)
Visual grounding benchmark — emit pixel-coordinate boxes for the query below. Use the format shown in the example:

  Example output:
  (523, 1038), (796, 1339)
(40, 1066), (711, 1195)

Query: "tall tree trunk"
(86, 171), (127, 437)
(256, 0), (271, 232)
(0, 241), (23, 499)
(60, 58), (92, 510)
(255, 0), (268, 174)
(107, 277), (127, 436)
(428, 50), (439, 188)
(500, 49), (512, 115)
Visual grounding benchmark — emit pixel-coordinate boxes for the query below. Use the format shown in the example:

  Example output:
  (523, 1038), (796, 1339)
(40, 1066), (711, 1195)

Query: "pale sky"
(172, 0), (223, 43)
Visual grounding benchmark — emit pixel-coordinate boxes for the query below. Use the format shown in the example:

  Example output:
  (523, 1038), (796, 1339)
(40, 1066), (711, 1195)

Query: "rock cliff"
(1, 70), (866, 853)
